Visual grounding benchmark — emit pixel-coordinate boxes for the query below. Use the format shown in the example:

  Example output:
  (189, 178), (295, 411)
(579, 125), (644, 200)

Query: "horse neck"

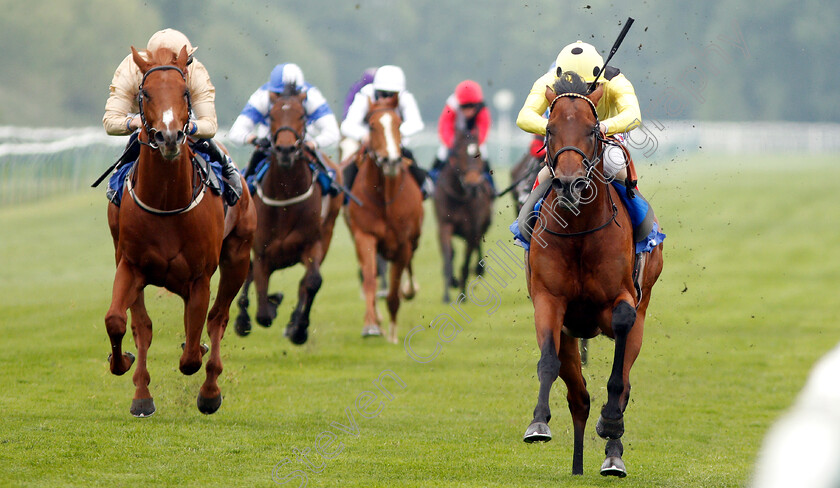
(358, 155), (403, 204)
(134, 146), (195, 210)
(263, 155), (312, 197)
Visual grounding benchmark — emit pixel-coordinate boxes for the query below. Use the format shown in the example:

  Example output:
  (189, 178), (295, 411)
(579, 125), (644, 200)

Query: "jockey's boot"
(633, 252), (646, 304)
(429, 157), (445, 182)
(408, 164), (433, 199)
(197, 138), (242, 206)
(484, 159), (497, 194)
(342, 162), (359, 205)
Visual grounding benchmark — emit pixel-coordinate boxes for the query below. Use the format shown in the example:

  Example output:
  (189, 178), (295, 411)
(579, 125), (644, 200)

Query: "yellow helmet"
(554, 41), (604, 83)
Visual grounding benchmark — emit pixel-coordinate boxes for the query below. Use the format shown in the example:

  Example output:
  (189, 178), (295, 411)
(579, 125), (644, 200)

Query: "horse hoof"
(107, 352), (135, 375)
(130, 398), (156, 418)
(596, 415), (624, 439)
(600, 456), (627, 477)
(234, 314), (252, 336)
(523, 421), (552, 443)
(180, 343), (210, 355)
(285, 324), (309, 345)
(197, 393), (222, 414)
(361, 325), (383, 337)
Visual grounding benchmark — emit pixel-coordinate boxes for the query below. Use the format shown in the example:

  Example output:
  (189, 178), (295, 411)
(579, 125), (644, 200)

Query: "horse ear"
(388, 94), (400, 108)
(587, 84), (604, 106)
(131, 46), (150, 73)
(175, 46), (188, 70)
(544, 85), (556, 103)
(297, 92), (307, 104)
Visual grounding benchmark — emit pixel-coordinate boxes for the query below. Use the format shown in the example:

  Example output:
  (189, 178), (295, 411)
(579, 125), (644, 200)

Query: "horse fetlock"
(595, 414), (625, 439)
(605, 438), (624, 458)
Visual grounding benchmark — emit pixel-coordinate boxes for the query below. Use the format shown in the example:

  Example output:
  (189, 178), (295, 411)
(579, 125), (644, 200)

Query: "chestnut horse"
(522, 73), (663, 476)
(234, 87), (342, 344)
(433, 128), (493, 302)
(104, 46), (256, 417)
(345, 96), (423, 343)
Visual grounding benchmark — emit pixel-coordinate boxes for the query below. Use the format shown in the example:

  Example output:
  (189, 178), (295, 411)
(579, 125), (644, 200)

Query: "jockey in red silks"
(430, 80), (495, 191)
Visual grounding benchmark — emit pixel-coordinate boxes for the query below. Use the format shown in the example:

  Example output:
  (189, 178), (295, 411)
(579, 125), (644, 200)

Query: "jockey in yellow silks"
(512, 40), (664, 293)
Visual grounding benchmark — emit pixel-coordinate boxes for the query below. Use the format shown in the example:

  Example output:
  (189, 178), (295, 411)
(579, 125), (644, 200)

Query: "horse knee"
(611, 301), (636, 336)
(105, 312), (127, 338)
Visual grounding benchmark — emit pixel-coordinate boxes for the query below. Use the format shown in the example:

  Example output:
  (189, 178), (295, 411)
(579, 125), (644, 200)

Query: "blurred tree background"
(0, 0), (836, 128)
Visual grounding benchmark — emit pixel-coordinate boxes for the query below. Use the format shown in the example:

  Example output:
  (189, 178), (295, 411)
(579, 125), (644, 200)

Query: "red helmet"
(455, 80), (483, 105)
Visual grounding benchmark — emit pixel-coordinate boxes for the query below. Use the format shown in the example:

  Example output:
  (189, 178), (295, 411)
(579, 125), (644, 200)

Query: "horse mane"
(552, 71), (589, 96)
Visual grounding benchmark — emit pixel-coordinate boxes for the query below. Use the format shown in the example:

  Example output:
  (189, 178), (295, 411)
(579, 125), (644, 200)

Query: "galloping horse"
(522, 73), (663, 476)
(433, 128), (493, 302)
(104, 46), (256, 417)
(234, 87), (342, 344)
(345, 96), (423, 343)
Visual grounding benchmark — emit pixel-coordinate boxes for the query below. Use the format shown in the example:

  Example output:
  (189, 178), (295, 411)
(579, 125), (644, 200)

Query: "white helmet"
(372, 65), (406, 93)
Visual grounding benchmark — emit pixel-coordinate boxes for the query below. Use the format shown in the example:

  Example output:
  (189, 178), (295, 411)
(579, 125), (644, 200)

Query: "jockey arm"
(438, 104), (457, 148)
(599, 74), (642, 135)
(475, 106), (491, 145)
(302, 86), (340, 149)
(185, 61), (217, 138)
(397, 91), (424, 140)
(227, 89), (270, 146)
(339, 91), (370, 142)
(516, 71), (554, 136)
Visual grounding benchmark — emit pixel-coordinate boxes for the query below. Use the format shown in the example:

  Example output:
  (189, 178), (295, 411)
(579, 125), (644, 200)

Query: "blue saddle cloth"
(510, 186), (665, 253)
(106, 152), (224, 206)
(246, 158), (335, 197)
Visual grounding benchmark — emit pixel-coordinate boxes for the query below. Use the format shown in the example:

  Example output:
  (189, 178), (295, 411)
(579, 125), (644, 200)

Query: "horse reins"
(256, 113), (317, 207)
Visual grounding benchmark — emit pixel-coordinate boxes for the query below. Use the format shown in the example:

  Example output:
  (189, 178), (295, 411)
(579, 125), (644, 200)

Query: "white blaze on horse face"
(379, 113), (400, 161)
(161, 108), (174, 132)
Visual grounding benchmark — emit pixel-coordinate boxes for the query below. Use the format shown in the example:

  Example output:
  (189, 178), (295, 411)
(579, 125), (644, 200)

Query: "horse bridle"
(270, 124), (306, 164)
(137, 65), (192, 150)
(539, 92), (620, 237)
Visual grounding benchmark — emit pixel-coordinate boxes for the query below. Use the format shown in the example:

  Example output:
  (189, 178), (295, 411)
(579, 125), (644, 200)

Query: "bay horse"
(233, 87), (342, 344)
(345, 96), (423, 343)
(433, 128), (493, 302)
(104, 46), (256, 417)
(522, 73), (664, 477)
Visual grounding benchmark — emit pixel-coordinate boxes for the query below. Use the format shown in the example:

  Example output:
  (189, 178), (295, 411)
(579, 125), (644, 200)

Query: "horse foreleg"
(354, 231), (381, 337)
(438, 222), (455, 302)
(596, 298), (637, 477)
(200, 237), (252, 414)
(385, 249), (408, 344)
(234, 261), (254, 336)
(128, 290), (156, 417)
(105, 260), (144, 377)
(253, 257), (280, 328)
(524, 296), (563, 443)
(460, 241), (475, 295)
(179, 277), (211, 376)
(558, 331), (590, 475)
(285, 243), (323, 345)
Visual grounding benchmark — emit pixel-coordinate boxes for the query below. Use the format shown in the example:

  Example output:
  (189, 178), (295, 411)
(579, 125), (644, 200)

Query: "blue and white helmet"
(267, 63), (305, 92)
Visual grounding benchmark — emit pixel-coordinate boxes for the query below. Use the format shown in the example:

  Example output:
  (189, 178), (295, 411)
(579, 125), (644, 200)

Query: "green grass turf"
(1, 153), (838, 487)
